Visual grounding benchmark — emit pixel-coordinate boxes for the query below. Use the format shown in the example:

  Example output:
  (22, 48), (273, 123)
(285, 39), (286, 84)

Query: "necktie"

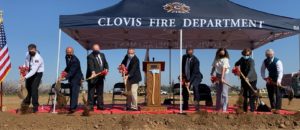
(29, 57), (32, 71)
(96, 54), (103, 66)
(126, 57), (131, 68)
(185, 58), (190, 80)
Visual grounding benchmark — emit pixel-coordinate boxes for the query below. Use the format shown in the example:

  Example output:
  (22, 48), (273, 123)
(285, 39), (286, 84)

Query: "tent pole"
(299, 34), (300, 71)
(179, 29), (183, 114)
(52, 29), (62, 113)
(169, 48), (171, 89)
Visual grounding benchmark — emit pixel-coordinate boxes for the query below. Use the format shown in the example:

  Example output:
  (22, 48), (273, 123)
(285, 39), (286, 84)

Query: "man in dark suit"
(61, 47), (83, 114)
(182, 48), (203, 111)
(86, 44), (109, 110)
(121, 48), (142, 111)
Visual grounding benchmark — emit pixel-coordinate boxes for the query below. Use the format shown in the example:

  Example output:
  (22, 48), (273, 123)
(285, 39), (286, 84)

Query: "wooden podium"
(141, 62), (167, 111)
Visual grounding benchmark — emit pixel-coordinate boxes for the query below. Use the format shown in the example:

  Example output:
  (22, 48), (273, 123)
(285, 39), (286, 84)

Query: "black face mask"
(266, 56), (273, 60)
(219, 54), (225, 58)
(92, 51), (100, 55)
(187, 54), (193, 58)
(29, 52), (36, 56)
(66, 54), (72, 58)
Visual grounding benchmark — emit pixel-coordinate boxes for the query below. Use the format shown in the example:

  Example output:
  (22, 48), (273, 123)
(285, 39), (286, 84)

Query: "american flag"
(0, 14), (11, 83)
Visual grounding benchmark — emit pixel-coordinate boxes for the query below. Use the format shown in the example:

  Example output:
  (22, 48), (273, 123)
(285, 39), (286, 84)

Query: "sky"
(0, 0), (300, 91)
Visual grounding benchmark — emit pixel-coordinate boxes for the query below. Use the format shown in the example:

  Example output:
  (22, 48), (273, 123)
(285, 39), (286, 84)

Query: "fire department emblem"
(163, 2), (190, 14)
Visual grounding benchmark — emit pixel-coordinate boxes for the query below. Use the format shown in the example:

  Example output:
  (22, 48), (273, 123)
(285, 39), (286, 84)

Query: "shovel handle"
(239, 72), (258, 94)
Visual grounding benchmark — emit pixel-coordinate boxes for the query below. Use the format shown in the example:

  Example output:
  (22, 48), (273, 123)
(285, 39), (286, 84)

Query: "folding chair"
(111, 82), (127, 108)
(47, 82), (71, 106)
(172, 83), (181, 105)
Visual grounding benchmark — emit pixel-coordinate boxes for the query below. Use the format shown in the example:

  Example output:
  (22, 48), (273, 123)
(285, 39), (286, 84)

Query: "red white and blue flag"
(0, 13), (11, 83)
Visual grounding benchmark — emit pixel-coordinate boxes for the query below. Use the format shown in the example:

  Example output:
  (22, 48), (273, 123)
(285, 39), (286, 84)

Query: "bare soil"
(0, 94), (300, 130)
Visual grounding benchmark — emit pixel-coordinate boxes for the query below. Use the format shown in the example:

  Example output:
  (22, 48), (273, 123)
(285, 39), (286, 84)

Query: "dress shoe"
(89, 107), (94, 112)
(32, 107), (39, 113)
(68, 109), (76, 114)
(130, 108), (139, 111)
(97, 107), (105, 110)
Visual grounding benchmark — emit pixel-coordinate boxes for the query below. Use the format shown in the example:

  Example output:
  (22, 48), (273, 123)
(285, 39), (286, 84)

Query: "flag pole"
(0, 82), (3, 111)
(0, 11), (3, 111)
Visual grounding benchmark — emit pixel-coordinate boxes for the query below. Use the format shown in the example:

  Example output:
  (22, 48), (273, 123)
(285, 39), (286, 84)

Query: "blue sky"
(1, 0), (300, 91)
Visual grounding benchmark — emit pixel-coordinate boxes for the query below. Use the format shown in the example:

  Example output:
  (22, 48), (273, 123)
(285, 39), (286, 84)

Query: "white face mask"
(128, 54), (135, 58)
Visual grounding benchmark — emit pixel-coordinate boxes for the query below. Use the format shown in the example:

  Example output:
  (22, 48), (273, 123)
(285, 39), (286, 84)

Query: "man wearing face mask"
(21, 44), (44, 113)
(120, 48), (142, 111)
(86, 44), (109, 111)
(182, 48), (203, 111)
(235, 48), (257, 112)
(61, 47), (83, 114)
(261, 49), (283, 111)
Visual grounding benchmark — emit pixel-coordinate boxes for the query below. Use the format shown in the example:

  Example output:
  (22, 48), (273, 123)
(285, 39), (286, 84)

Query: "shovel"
(256, 97), (271, 112)
(266, 78), (294, 105)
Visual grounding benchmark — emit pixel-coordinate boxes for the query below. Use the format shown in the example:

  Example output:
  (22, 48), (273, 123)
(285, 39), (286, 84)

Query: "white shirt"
(260, 57), (283, 83)
(212, 58), (230, 74)
(24, 52), (44, 79)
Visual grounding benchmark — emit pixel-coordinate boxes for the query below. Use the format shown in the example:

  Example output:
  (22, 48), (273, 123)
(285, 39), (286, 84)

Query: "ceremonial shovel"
(149, 69), (160, 105)
(266, 78), (294, 105)
(122, 72), (129, 96)
(210, 76), (234, 88)
(239, 72), (259, 96)
(84, 70), (108, 81)
(239, 71), (271, 112)
(232, 67), (270, 112)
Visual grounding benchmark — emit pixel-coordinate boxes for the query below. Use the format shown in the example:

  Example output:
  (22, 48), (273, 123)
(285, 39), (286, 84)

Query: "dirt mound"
(0, 111), (300, 130)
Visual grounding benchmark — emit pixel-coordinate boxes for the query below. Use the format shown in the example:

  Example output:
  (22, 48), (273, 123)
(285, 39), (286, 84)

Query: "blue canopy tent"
(56, 0), (300, 113)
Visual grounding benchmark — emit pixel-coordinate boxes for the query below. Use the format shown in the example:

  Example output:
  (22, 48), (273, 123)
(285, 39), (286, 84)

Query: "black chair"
(172, 83), (213, 106)
(172, 83), (181, 105)
(198, 84), (213, 106)
(47, 82), (71, 105)
(111, 82), (127, 108)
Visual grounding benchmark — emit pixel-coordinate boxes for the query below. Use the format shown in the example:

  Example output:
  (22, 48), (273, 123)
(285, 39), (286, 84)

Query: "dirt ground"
(0, 94), (300, 130)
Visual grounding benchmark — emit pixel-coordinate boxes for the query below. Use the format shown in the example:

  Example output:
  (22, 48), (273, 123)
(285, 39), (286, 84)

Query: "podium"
(141, 62), (167, 111)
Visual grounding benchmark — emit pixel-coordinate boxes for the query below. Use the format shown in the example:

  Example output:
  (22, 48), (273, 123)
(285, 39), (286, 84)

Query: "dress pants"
(24, 72), (43, 109)
(88, 77), (104, 109)
(126, 83), (139, 109)
(266, 83), (282, 110)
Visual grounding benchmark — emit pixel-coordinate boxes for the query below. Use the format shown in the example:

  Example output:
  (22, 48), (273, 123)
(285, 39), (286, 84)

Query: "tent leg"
(52, 29), (62, 114)
(179, 29), (183, 114)
(299, 34), (300, 71)
(169, 48), (172, 89)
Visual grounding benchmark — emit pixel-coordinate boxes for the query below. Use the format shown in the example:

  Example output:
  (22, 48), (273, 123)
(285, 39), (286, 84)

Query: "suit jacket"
(121, 55), (142, 84)
(182, 54), (203, 85)
(64, 55), (83, 83)
(235, 57), (257, 82)
(86, 52), (109, 82)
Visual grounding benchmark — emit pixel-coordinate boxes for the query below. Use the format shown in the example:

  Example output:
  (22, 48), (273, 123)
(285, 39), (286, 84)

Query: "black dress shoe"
(124, 107), (131, 111)
(97, 107), (105, 110)
(182, 107), (189, 110)
(89, 107), (94, 112)
(130, 108), (139, 111)
(32, 107), (39, 113)
(68, 109), (76, 114)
